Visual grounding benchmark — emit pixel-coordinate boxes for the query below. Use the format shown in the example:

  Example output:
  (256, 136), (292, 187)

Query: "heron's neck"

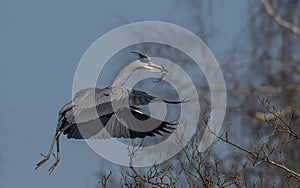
(111, 61), (141, 87)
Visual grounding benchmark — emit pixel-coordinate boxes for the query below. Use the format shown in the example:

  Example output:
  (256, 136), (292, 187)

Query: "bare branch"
(255, 105), (293, 121)
(261, 0), (300, 35)
(215, 133), (300, 181)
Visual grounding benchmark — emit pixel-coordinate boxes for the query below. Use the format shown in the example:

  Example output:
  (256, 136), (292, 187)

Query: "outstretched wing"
(57, 87), (183, 139)
(63, 107), (176, 139)
(59, 87), (183, 126)
(129, 89), (187, 106)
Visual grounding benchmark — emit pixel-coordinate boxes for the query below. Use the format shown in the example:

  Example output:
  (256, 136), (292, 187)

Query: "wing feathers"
(57, 87), (181, 140)
(63, 108), (176, 139)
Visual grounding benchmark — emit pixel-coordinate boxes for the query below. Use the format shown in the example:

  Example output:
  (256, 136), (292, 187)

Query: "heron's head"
(131, 51), (168, 74)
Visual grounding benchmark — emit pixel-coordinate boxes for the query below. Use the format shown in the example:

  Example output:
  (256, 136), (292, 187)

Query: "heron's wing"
(129, 89), (186, 106)
(69, 87), (130, 124)
(68, 87), (183, 124)
(96, 108), (176, 139)
(129, 89), (156, 106)
(58, 100), (72, 121)
(63, 107), (176, 139)
(58, 87), (183, 135)
(62, 114), (112, 139)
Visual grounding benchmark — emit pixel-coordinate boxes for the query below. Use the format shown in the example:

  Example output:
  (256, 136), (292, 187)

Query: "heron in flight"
(35, 52), (184, 174)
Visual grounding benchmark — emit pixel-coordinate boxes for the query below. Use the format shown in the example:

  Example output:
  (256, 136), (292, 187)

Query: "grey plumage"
(57, 87), (179, 140)
(35, 52), (183, 174)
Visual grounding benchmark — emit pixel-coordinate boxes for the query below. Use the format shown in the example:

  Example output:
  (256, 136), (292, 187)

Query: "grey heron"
(35, 52), (184, 174)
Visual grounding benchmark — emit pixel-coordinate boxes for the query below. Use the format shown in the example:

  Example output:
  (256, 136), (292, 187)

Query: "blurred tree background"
(97, 1), (300, 187)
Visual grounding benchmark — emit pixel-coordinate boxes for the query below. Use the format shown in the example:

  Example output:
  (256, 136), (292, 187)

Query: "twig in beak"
(153, 65), (167, 83)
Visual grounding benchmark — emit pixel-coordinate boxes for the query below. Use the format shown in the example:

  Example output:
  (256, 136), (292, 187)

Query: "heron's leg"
(35, 133), (57, 170)
(48, 131), (61, 174)
(35, 123), (72, 173)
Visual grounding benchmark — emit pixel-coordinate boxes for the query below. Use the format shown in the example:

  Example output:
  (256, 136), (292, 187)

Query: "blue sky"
(0, 0), (247, 187)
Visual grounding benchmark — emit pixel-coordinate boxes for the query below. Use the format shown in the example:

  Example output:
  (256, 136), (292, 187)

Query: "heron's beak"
(146, 62), (169, 74)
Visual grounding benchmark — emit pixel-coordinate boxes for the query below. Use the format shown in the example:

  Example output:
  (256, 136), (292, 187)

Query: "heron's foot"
(35, 153), (50, 170)
(48, 153), (60, 175)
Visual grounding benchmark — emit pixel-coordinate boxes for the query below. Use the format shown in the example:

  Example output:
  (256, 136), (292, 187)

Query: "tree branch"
(216, 133), (300, 181)
(261, 0), (300, 35)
